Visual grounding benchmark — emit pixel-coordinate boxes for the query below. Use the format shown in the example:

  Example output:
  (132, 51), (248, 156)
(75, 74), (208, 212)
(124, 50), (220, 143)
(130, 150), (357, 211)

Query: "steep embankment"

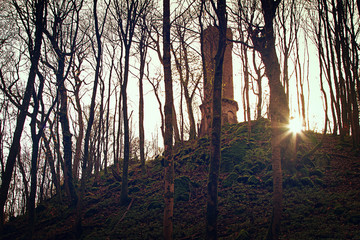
(3, 119), (360, 239)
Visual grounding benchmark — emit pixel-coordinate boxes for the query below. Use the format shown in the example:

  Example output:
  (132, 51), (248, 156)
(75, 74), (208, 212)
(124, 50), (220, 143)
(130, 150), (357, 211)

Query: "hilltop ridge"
(3, 119), (360, 240)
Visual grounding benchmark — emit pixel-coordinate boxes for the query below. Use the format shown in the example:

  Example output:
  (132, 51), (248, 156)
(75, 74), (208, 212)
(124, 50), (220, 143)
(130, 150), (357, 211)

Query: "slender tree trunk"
(147, 76), (165, 140)
(206, 0), (227, 239)
(252, 50), (263, 120)
(17, 150), (29, 211)
(241, 44), (251, 137)
(39, 156), (47, 202)
(28, 68), (47, 237)
(163, 0), (174, 238)
(184, 89), (196, 140)
(73, 72), (84, 181)
(172, 103), (180, 144)
(323, 0), (341, 134)
(321, 2), (339, 134)
(104, 48), (115, 175)
(95, 75), (105, 181)
(182, 41), (196, 140)
(138, 25), (147, 173)
(42, 133), (61, 199)
(0, 119), (4, 176)
(120, 47), (131, 205)
(172, 43), (197, 140)
(25, 101), (43, 233)
(333, 1), (348, 138)
(115, 87), (122, 173)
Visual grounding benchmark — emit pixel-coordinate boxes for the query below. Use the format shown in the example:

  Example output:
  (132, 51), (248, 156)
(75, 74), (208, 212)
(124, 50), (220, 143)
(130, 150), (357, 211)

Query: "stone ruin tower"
(199, 26), (238, 136)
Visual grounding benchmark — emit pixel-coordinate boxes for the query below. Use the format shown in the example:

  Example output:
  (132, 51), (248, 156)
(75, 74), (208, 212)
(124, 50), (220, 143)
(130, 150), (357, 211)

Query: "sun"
(288, 117), (303, 134)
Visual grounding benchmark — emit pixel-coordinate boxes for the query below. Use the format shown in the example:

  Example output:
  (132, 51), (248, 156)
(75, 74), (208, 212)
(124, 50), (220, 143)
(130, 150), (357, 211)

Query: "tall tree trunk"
(39, 156), (47, 202)
(76, 0), (102, 234)
(181, 38), (197, 140)
(323, 0), (342, 134)
(241, 44), (251, 137)
(252, 50), (263, 120)
(184, 88), (197, 140)
(138, 20), (148, 173)
(250, 1), (289, 239)
(120, 47), (131, 205)
(163, 0), (174, 238)
(28, 67), (47, 237)
(113, 0), (149, 205)
(115, 87), (122, 173)
(104, 47), (115, 175)
(57, 55), (77, 206)
(95, 74), (105, 181)
(321, 0), (339, 134)
(139, 47), (146, 173)
(73, 72), (84, 181)
(0, 0), (46, 227)
(172, 103), (180, 144)
(332, 0), (348, 138)
(206, 0), (227, 239)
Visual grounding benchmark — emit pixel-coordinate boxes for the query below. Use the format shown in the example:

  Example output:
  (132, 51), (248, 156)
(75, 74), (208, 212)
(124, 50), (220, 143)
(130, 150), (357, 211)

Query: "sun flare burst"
(288, 117), (303, 134)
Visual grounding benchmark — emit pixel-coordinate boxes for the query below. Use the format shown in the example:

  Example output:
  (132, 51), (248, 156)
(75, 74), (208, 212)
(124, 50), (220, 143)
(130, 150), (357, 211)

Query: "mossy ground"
(3, 119), (360, 239)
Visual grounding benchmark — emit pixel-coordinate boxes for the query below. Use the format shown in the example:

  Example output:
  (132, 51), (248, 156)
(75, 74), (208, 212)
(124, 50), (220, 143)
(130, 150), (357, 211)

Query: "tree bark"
(206, 0), (227, 239)
(163, 0), (174, 238)
(139, 31), (147, 173)
(72, 70), (84, 181)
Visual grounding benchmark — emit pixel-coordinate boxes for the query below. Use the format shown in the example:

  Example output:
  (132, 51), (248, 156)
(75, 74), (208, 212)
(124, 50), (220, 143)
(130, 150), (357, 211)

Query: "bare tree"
(246, 0), (289, 238)
(148, 15), (181, 143)
(206, 0), (227, 239)
(0, 0), (46, 228)
(75, 0), (110, 236)
(70, 43), (88, 181)
(146, 72), (165, 140)
(313, 0), (360, 147)
(42, 0), (84, 206)
(136, 11), (151, 173)
(113, 0), (151, 205)
(103, 44), (116, 175)
(171, 7), (201, 140)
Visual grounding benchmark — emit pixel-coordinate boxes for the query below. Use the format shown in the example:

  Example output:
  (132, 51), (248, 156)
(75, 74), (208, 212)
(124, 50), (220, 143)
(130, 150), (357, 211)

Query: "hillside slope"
(3, 119), (360, 240)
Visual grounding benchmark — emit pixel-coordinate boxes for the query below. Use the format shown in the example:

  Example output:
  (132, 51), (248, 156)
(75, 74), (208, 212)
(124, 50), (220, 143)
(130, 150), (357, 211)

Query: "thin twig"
(112, 197), (135, 232)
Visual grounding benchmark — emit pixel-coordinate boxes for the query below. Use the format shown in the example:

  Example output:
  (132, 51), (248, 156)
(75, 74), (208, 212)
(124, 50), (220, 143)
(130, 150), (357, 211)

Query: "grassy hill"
(3, 118), (360, 239)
